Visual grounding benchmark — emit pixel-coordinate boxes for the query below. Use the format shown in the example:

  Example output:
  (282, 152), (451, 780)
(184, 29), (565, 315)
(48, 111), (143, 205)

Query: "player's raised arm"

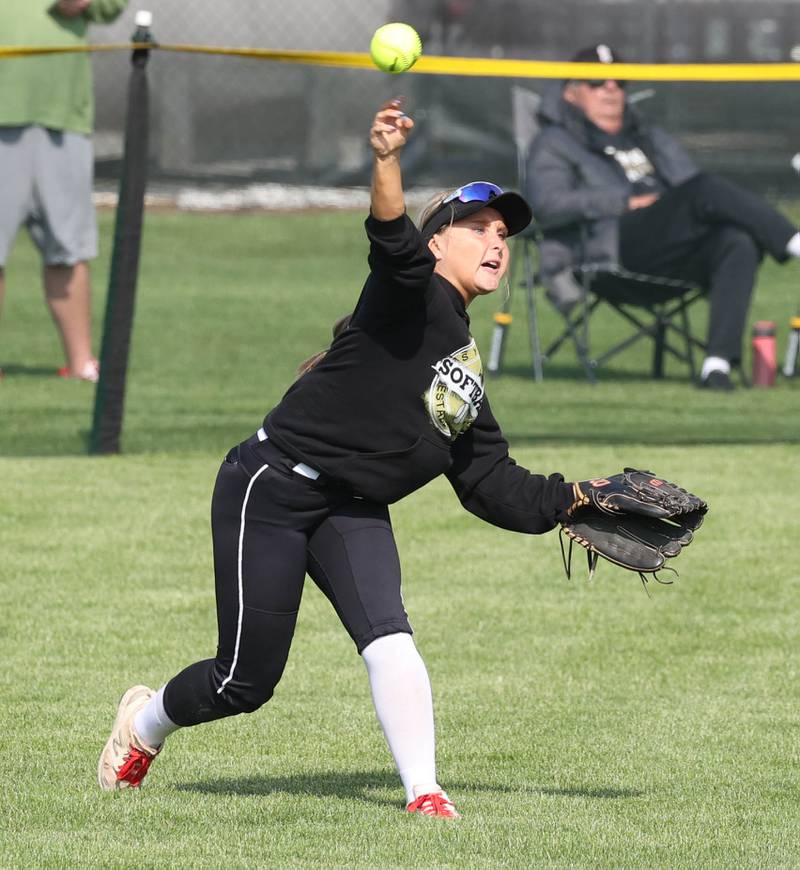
(369, 98), (414, 221)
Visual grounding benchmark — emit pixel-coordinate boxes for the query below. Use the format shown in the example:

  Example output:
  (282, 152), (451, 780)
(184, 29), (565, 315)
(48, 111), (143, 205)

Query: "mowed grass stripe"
(1, 208), (798, 457)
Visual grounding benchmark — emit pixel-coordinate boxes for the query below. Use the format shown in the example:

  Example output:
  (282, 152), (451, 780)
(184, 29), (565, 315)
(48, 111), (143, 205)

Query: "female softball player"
(98, 97), (582, 819)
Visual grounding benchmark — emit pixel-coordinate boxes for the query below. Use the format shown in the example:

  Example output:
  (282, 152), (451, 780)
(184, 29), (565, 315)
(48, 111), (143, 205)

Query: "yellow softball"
(369, 23), (423, 73)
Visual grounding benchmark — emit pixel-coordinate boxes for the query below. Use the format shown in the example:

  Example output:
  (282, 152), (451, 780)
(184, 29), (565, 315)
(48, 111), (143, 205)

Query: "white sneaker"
(98, 685), (161, 791)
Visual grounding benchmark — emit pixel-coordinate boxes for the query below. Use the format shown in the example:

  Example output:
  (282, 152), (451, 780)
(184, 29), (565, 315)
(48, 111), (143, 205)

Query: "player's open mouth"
(480, 259), (500, 273)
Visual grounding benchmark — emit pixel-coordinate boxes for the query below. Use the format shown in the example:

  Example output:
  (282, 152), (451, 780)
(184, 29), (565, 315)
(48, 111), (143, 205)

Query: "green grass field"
(1, 209), (798, 867)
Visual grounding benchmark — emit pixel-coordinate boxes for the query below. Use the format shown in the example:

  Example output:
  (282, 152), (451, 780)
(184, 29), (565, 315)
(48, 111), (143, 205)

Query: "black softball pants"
(619, 172), (796, 362)
(162, 434), (412, 727)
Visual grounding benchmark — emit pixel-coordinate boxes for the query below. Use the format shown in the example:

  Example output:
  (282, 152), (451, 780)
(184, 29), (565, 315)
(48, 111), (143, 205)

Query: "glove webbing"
(558, 528), (677, 596)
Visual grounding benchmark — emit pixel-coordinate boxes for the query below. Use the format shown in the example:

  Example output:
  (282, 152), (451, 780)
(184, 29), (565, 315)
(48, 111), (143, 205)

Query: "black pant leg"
(620, 179), (715, 275)
(622, 222), (760, 363)
(684, 227), (760, 362)
(683, 173), (795, 262)
(163, 449), (325, 726)
(618, 173), (777, 363)
(620, 172), (795, 270)
(306, 499), (411, 654)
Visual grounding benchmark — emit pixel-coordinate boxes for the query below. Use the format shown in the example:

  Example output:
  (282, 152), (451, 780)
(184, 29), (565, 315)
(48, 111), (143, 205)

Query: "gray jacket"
(526, 83), (699, 289)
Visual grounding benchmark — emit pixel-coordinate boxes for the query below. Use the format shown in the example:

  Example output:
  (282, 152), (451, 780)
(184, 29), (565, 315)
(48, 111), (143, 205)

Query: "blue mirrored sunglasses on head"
(441, 181), (504, 207)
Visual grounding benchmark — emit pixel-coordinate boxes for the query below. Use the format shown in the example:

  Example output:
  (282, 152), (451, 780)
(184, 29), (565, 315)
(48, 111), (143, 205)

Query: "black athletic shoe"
(699, 370), (734, 391)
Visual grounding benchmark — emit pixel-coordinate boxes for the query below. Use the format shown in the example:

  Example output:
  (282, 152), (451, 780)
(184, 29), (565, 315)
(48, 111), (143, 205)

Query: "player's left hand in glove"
(559, 469), (707, 588)
(567, 468), (706, 523)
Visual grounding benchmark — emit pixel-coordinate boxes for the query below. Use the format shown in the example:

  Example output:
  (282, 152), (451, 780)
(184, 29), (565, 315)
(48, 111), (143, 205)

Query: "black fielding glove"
(560, 469), (708, 586)
(567, 468), (707, 524)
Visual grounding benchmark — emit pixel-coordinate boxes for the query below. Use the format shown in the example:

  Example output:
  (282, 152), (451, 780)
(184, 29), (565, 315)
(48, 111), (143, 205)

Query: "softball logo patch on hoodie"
(424, 339), (484, 439)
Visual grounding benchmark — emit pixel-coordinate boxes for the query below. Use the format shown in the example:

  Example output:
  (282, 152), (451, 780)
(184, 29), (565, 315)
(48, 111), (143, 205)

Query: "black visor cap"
(421, 191), (532, 241)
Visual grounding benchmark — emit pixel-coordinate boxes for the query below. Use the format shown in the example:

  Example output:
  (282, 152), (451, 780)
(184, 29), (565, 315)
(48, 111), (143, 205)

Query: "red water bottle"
(751, 321), (777, 387)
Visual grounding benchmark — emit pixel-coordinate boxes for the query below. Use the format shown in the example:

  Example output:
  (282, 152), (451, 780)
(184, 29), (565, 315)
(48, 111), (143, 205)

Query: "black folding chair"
(543, 263), (706, 384)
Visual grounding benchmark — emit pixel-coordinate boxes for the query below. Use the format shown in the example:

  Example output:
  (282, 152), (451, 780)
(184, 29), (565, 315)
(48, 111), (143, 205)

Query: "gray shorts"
(0, 125), (98, 268)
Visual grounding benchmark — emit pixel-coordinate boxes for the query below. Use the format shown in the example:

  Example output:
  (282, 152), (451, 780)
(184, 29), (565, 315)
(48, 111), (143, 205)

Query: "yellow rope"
(0, 43), (141, 57)
(1, 42), (799, 81)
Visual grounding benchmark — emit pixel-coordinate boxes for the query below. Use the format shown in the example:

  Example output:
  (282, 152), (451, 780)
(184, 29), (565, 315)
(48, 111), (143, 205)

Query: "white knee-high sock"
(133, 685), (181, 748)
(786, 231), (800, 258)
(361, 633), (439, 804)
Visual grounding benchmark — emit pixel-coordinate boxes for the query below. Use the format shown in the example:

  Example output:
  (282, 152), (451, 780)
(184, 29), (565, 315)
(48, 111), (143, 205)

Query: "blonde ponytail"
(296, 313), (353, 376)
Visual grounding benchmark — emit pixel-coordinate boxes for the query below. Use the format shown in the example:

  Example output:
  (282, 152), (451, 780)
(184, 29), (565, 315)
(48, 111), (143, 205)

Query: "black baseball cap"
(570, 44), (624, 65)
(420, 182), (532, 240)
(566, 45), (627, 88)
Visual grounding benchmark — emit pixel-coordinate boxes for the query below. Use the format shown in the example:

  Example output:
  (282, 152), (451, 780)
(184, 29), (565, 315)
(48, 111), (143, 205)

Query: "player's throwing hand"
(370, 97), (414, 159)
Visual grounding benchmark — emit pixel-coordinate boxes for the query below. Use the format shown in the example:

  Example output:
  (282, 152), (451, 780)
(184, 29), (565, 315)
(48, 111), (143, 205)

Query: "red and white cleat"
(58, 358), (99, 383)
(97, 685), (161, 791)
(406, 791), (461, 819)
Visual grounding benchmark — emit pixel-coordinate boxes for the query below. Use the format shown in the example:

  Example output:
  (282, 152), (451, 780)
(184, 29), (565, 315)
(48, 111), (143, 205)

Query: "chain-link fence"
(90, 0), (800, 192)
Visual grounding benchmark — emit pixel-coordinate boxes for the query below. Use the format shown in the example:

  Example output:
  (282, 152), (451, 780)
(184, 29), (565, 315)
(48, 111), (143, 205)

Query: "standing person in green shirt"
(0, 0), (128, 382)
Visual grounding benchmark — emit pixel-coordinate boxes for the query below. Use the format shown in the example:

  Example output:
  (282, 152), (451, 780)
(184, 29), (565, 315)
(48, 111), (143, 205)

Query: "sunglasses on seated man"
(582, 78), (627, 89)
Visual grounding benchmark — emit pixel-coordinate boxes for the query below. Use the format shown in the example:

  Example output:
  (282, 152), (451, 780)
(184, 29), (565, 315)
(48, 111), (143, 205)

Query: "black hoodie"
(265, 212), (572, 533)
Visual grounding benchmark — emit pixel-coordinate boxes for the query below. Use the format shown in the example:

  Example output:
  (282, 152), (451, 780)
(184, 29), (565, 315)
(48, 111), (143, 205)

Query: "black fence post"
(89, 12), (153, 455)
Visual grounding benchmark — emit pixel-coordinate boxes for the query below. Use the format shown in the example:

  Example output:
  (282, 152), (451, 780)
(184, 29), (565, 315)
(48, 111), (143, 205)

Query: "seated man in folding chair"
(526, 44), (800, 390)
